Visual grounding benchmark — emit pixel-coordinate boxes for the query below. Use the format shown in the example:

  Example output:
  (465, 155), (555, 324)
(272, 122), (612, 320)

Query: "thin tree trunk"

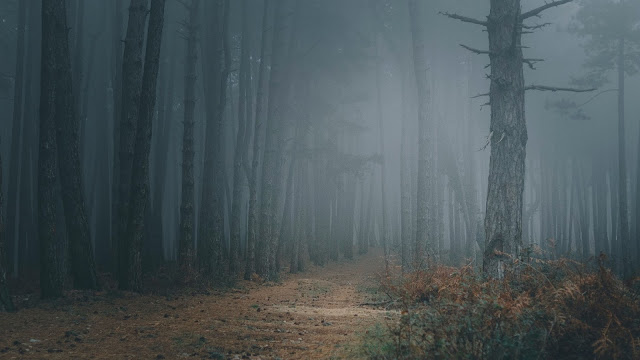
(616, 38), (630, 276)
(111, 0), (124, 274)
(0, 149), (15, 311)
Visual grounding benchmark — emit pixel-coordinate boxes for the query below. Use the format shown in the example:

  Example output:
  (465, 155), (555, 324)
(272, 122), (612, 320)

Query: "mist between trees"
(0, 0), (639, 306)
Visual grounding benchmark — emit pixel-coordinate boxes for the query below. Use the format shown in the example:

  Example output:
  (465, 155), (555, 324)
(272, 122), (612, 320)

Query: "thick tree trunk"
(179, 0), (200, 274)
(117, 0), (148, 289)
(6, 0), (28, 276)
(245, 0), (270, 281)
(198, 0), (229, 279)
(258, 0), (293, 280)
(230, 0), (250, 276)
(51, 0), (98, 290)
(483, 0), (527, 278)
(39, 0), (68, 299)
(122, 0), (165, 292)
(409, 0), (434, 265)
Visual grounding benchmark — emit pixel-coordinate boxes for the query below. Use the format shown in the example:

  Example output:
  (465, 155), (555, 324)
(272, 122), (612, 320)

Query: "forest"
(0, 0), (639, 358)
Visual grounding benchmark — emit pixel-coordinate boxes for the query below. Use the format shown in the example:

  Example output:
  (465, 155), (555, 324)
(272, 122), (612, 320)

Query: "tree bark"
(179, 0), (200, 274)
(122, 0), (165, 292)
(39, 0), (68, 299)
(117, 0), (148, 289)
(0, 148), (15, 311)
(483, 0), (527, 278)
(245, 0), (271, 280)
(409, 0), (434, 265)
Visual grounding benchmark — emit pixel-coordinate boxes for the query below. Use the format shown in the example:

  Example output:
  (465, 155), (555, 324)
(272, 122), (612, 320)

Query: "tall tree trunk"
(409, 0), (433, 265)
(6, 0), (28, 276)
(179, 0), (200, 273)
(198, 0), (229, 279)
(230, 0), (251, 276)
(122, 0), (165, 292)
(0, 149), (15, 311)
(616, 38), (630, 276)
(111, 0), (124, 274)
(374, 35), (388, 260)
(52, 0), (98, 290)
(117, 0), (148, 289)
(245, 0), (270, 281)
(258, 0), (293, 280)
(39, 0), (69, 299)
(483, 0), (527, 278)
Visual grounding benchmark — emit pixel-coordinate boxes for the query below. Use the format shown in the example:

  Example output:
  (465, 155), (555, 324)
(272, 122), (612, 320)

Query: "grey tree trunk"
(39, 0), (68, 299)
(111, 0), (124, 274)
(0, 150), (15, 311)
(122, 0), (165, 292)
(117, 0), (148, 289)
(616, 38), (630, 276)
(230, 0), (251, 276)
(258, 0), (293, 280)
(409, 0), (434, 265)
(245, 0), (270, 281)
(483, 0), (527, 278)
(6, 0), (28, 276)
(179, 0), (200, 274)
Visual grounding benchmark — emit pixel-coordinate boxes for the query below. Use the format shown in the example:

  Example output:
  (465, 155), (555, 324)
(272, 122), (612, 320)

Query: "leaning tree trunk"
(52, 0), (98, 290)
(122, 0), (165, 292)
(0, 149), (15, 311)
(38, 0), (68, 299)
(245, 0), (270, 280)
(179, 0), (200, 274)
(409, 0), (434, 265)
(482, 0), (527, 278)
(117, 0), (148, 289)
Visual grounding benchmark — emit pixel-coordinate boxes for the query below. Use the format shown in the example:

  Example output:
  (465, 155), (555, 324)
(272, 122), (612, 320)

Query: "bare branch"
(440, 12), (488, 26)
(520, 0), (573, 20)
(471, 92), (490, 99)
(460, 44), (492, 55)
(523, 58), (544, 69)
(525, 84), (596, 93)
(521, 22), (551, 30)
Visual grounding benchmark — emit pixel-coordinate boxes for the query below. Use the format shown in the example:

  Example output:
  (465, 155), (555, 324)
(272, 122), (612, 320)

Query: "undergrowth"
(362, 254), (640, 359)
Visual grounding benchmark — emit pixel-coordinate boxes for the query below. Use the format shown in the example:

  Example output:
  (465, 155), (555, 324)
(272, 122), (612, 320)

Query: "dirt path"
(0, 251), (387, 359)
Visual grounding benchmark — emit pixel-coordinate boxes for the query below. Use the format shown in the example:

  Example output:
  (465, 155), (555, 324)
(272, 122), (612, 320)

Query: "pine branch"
(520, 0), (574, 20)
(523, 58), (545, 69)
(525, 84), (596, 92)
(440, 12), (488, 26)
(460, 44), (492, 55)
(521, 22), (552, 30)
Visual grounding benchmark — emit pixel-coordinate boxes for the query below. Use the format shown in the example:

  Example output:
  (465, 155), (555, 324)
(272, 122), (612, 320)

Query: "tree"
(571, 0), (640, 273)
(38, 0), (68, 299)
(444, 0), (594, 278)
(179, 0), (200, 274)
(245, 0), (271, 280)
(122, 0), (166, 292)
(408, 0), (434, 265)
(117, 0), (148, 289)
(0, 144), (15, 311)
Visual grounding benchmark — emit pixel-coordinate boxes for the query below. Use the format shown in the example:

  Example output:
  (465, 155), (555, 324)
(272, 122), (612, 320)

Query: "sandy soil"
(0, 250), (388, 359)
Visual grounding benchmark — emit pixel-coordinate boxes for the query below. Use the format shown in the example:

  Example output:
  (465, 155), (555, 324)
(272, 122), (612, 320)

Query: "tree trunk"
(39, 0), (68, 299)
(122, 0), (165, 292)
(6, 0), (28, 277)
(230, 0), (251, 276)
(179, 0), (200, 274)
(258, 0), (293, 280)
(616, 38), (630, 276)
(111, 0), (124, 274)
(245, 0), (270, 281)
(409, 0), (434, 265)
(117, 0), (148, 289)
(483, 0), (527, 278)
(0, 150), (15, 311)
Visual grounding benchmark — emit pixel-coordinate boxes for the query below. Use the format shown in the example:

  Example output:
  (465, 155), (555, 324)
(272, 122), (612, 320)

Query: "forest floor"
(0, 250), (391, 359)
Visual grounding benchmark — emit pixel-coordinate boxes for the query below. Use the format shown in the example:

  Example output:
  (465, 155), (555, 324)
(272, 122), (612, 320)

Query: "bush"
(362, 255), (640, 359)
